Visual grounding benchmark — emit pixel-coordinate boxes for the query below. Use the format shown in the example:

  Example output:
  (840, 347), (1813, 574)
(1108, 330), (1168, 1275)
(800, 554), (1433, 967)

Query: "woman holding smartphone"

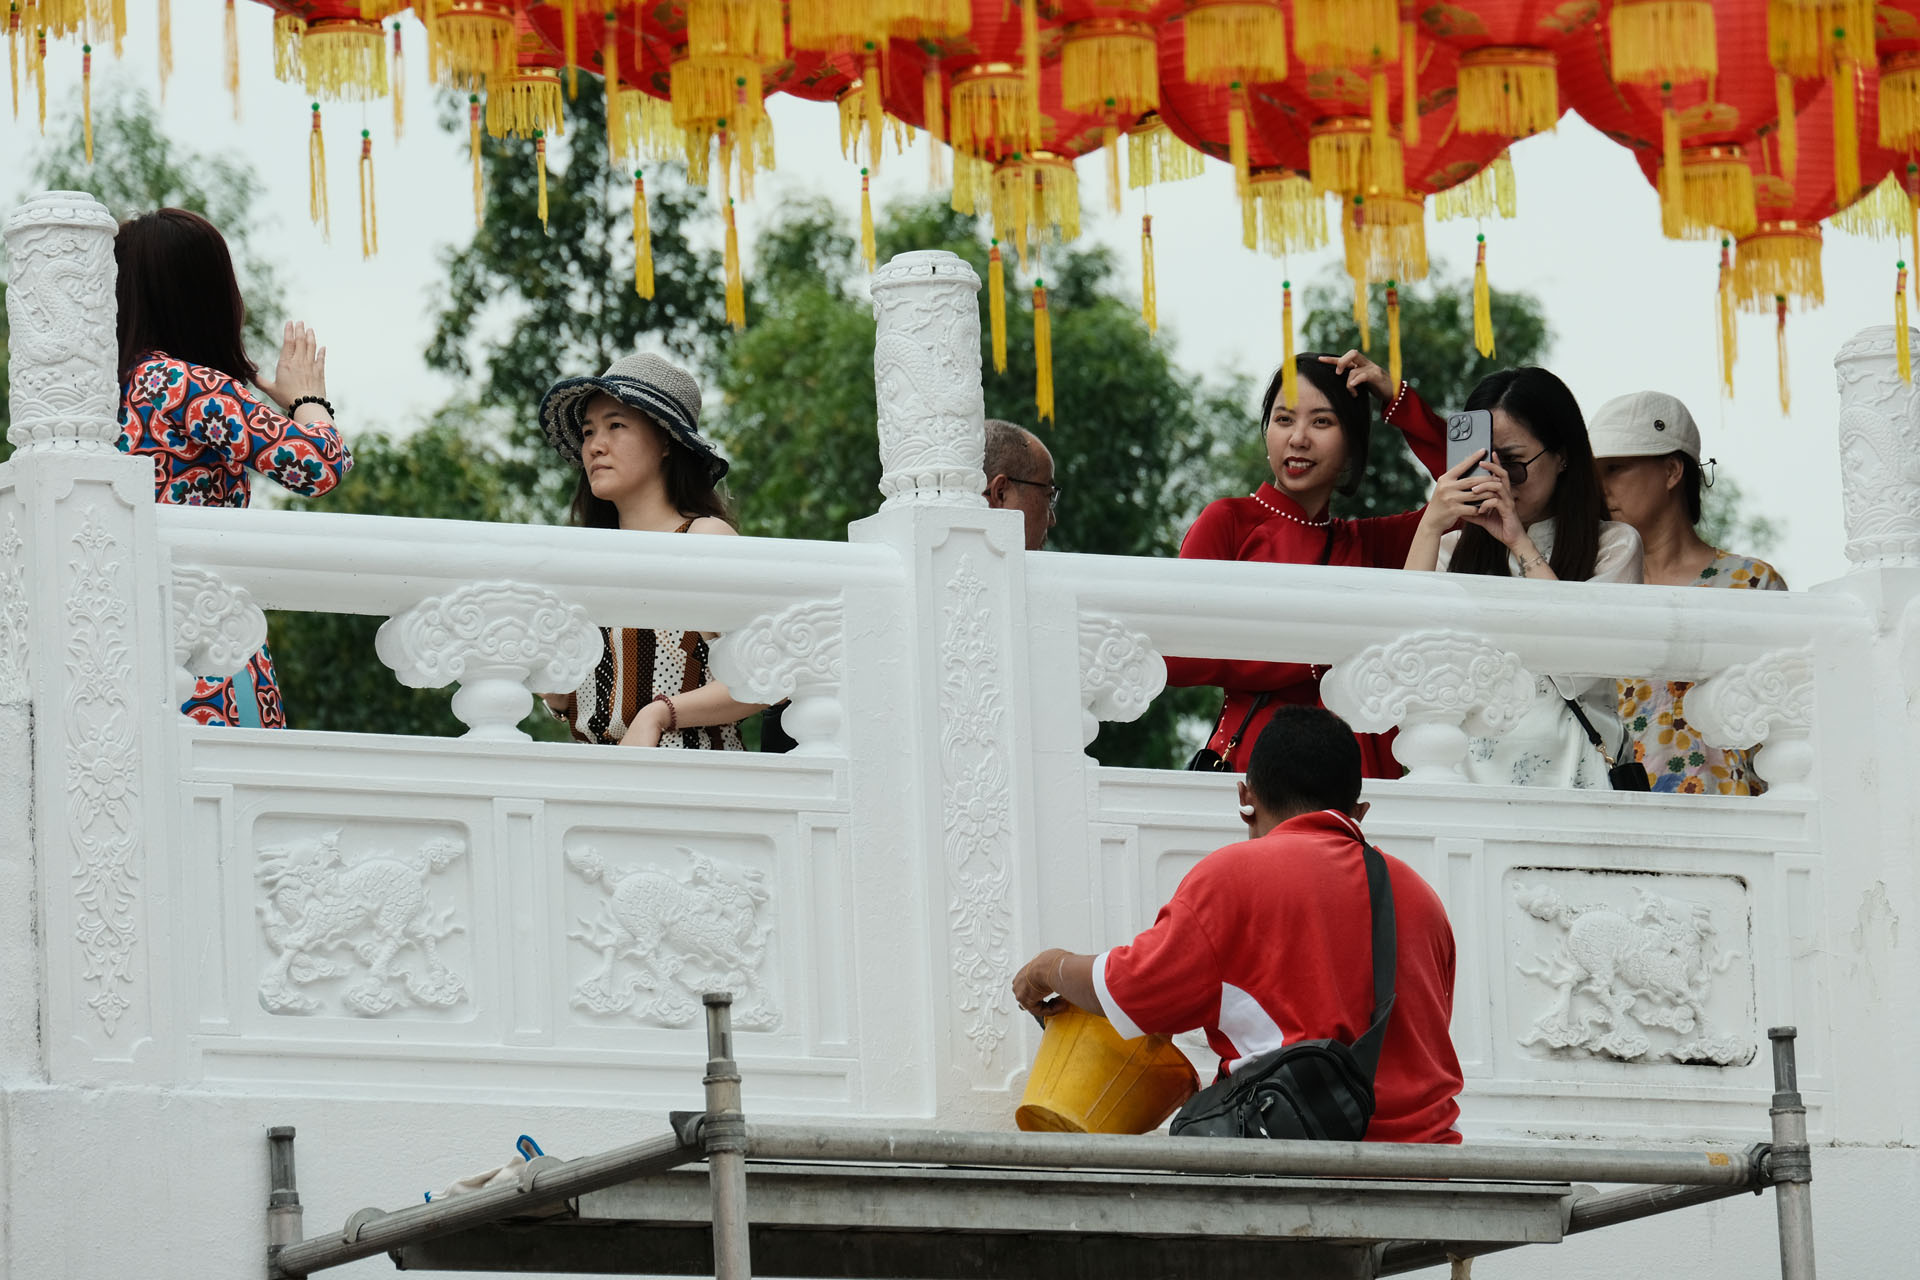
(1402, 368), (1645, 787)
(1165, 349), (1450, 777)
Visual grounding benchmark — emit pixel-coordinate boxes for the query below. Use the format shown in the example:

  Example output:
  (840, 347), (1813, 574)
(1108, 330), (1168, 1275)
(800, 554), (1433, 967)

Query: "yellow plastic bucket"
(1015, 1006), (1200, 1134)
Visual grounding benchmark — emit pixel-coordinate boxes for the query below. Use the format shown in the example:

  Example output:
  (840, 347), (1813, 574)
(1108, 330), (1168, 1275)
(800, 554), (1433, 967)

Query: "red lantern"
(1877, 0), (1920, 155)
(267, 1), (390, 100)
(1415, 0), (1611, 142)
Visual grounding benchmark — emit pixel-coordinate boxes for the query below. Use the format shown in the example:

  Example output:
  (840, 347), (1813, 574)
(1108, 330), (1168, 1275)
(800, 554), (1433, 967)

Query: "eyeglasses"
(1498, 447), (1551, 486)
(1005, 476), (1061, 513)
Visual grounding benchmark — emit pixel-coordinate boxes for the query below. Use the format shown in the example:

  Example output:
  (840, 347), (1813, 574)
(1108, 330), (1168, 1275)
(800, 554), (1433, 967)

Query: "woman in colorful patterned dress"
(1591, 392), (1788, 794)
(115, 208), (353, 727)
(1165, 350), (1450, 777)
(537, 353), (763, 749)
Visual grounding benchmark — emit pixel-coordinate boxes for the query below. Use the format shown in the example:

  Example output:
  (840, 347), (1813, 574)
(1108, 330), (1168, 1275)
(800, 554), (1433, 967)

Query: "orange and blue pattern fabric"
(1617, 552), (1788, 795)
(118, 351), (352, 726)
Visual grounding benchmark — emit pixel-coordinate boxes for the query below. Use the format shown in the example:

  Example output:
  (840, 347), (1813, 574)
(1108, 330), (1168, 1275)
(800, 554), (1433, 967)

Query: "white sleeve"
(1591, 522), (1645, 584)
(1433, 529), (1461, 574)
(1090, 950), (1147, 1041)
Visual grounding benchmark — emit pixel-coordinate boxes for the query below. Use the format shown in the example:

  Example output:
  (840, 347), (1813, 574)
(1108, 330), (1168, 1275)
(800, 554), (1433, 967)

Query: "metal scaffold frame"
(263, 995), (1817, 1280)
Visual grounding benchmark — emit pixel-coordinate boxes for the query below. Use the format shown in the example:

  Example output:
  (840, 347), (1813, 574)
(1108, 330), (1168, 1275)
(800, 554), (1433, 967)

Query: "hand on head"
(1320, 350), (1394, 402)
(256, 321), (327, 413)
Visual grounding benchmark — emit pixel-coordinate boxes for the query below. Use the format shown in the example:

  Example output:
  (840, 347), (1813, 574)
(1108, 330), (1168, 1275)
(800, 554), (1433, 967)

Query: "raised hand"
(1322, 349), (1395, 402)
(255, 321), (328, 413)
(1418, 450), (1500, 537)
(1461, 455), (1531, 550)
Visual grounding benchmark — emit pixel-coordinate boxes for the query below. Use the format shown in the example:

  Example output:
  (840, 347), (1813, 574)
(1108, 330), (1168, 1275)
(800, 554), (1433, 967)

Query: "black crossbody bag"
(1186, 693), (1271, 773)
(1562, 696), (1653, 792)
(1169, 838), (1396, 1142)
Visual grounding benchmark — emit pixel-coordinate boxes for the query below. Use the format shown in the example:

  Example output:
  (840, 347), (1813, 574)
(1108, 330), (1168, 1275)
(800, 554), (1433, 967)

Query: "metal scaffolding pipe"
(739, 1125), (1766, 1188)
(703, 993), (752, 1280)
(266, 1127), (303, 1253)
(1769, 1026), (1817, 1280)
(266, 1129), (699, 1278)
(1378, 1181), (1760, 1276)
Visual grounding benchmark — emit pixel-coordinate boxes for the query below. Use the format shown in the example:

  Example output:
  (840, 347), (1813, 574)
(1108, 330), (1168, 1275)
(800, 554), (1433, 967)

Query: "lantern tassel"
(1473, 235), (1495, 358)
(1105, 120), (1121, 215)
(1899, 262), (1913, 384)
(391, 20), (403, 139)
(1347, 199), (1371, 350)
(81, 43), (91, 164)
(989, 240), (1008, 374)
(1281, 280), (1299, 409)
(33, 24), (42, 135)
(860, 167), (876, 271)
(1718, 240), (1737, 396)
(224, 0), (239, 120)
(468, 94), (483, 227)
(534, 130), (549, 231)
(1775, 295), (1790, 415)
(725, 198), (745, 330)
(1021, 0), (1041, 151)
(1141, 214), (1156, 333)
(1660, 97), (1682, 213)
(1401, 20), (1419, 148)
(1228, 82), (1250, 195)
(1774, 70), (1795, 181)
(1832, 61), (1859, 208)
(1386, 281), (1402, 389)
(358, 130), (377, 258)
(562, 0), (576, 99)
(1370, 68), (1391, 185)
(924, 68), (945, 188)
(633, 170), (654, 298)
(603, 8), (619, 96)
(308, 103), (329, 240)
(7, 3), (17, 123)
(157, 0), (170, 101)
(863, 45), (883, 174)
(1033, 280), (1054, 424)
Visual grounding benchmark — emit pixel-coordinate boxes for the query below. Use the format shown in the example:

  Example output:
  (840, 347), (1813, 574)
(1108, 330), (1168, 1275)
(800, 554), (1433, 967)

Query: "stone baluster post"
(1321, 630), (1535, 781)
(2, 192), (176, 1082)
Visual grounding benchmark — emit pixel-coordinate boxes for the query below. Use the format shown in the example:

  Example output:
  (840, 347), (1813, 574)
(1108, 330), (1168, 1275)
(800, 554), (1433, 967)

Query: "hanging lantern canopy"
(421, 0), (516, 91)
(1173, 0), (1289, 89)
(267, 3), (391, 100)
(1415, 1), (1611, 142)
(486, 7), (565, 139)
(1876, 0), (1920, 152)
(1610, 0), (1718, 85)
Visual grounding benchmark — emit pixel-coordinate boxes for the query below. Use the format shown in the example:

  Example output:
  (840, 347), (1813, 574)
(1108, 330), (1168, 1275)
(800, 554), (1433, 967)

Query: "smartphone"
(1446, 410), (1494, 481)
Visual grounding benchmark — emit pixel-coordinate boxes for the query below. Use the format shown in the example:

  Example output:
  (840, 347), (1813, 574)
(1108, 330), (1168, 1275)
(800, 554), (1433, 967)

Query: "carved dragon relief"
(1511, 878), (1754, 1067)
(256, 829), (469, 1017)
(565, 845), (782, 1031)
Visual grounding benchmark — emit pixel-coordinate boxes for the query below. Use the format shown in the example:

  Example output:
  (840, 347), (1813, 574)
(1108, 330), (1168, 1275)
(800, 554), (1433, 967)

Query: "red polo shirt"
(1093, 810), (1464, 1144)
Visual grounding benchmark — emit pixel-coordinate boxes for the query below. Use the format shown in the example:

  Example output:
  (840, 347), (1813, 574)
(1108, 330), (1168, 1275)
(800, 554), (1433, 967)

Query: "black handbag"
(1186, 693), (1272, 773)
(1169, 838), (1397, 1141)
(1563, 696), (1652, 792)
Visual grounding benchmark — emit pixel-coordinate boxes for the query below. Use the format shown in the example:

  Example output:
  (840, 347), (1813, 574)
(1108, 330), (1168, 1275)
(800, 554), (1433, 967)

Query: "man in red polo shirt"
(1011, 706), (1463, 1143)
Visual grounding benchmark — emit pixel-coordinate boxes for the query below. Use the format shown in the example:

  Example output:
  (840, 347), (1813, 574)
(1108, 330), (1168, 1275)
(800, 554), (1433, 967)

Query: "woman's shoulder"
(683, 515), (739, 537)
(1704, 550), (1787, 590)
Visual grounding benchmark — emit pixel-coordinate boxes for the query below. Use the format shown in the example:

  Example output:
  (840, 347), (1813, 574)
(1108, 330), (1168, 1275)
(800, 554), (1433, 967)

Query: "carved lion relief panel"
(562, 836), (783, 1032)
(1504, 868), (1755, 1068)
(253, 822), (473, 1019)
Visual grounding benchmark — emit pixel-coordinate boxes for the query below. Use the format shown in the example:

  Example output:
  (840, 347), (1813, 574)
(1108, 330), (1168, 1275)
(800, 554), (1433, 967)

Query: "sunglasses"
(1497, 447), (1550, 486)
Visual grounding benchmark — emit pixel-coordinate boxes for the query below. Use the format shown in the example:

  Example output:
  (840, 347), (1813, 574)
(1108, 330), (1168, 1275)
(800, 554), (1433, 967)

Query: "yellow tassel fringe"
(1732, 224), (1823, 311)
(358, 130), (377, 259)
(1311, 118), (1402, 197)
(1293, 0), (1395, 68)
(1833, 170), (1911, 239)
(1435, 152), (1517, 221)
(1281, 281), (1298, 409)
(1833, 63), (1860, 208)
(429, 1), (513, 92)
(1662, 146), (1757, 241)
(302, 18), (388, 101)
(1182, 1), (1287, 87)
(1228, 85), (1250, 195)
(1882, 53), (1920, 151)
(950, 68), (1032, 161)
(308, 103), (329, 240)
(486, 68), (563, 140)
(1611, 1), (1718, 85)
(1767, 0), (1871, 80)
(1718, 240), (1737, 396)
(610, 88), (684, 166)
(1473, 235), (1495, 358)
(273, 13), (303, 82)
(671, 54), (761, 130)
(1127, 114), (1204, 187)
(687, 0), (782, 63)
(1246, 170), (1329, 256)
(1061, 21), (1157, 115)
(1457, 48), (1559, 139)
(988, 240), (1008, 374)
(1141, 214), (1157, 333)
(1033, 280), (1054, 424)
(633, 170), (654, 299)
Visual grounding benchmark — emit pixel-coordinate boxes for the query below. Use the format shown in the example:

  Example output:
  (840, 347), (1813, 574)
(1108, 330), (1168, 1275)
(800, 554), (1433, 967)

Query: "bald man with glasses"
(983, 419), (1058, 551)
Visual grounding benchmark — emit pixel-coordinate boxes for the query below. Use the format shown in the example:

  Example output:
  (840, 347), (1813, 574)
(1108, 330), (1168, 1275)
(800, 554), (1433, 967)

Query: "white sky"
(3, 1), (1891, 587)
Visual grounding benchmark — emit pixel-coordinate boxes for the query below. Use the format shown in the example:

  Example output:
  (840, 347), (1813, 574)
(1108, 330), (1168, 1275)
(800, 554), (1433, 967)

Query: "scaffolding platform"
(264, 997), (1816, 1280)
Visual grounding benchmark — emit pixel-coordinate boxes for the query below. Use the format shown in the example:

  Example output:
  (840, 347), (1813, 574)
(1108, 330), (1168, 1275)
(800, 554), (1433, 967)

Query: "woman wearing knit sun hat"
(1592, 391), (1787, 795)
(536, 352), (765, 750)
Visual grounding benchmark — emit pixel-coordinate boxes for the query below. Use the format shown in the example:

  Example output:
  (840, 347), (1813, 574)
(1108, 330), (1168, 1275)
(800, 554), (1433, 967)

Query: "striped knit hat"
(537, 352), (727, 486)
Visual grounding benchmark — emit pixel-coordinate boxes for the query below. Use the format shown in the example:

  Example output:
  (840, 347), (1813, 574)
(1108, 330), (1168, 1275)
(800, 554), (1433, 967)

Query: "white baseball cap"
(1588, 391), (1702, 461)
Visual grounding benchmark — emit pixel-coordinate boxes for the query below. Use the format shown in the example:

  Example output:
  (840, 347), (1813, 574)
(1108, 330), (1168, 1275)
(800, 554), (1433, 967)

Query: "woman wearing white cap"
(1591, 391), (1787, 794)
(536, 353), (765, 750)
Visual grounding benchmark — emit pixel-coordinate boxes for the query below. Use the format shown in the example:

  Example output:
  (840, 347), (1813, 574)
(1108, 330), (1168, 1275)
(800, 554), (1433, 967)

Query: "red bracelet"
(652, 693), (677, 732)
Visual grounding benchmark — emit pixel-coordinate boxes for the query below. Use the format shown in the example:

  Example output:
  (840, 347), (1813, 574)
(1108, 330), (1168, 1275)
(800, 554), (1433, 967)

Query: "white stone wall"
(5, 190), (1920, 1278)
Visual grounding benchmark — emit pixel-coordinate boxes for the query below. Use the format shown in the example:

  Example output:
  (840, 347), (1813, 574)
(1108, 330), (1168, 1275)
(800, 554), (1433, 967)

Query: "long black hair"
(114, 208), (256, 384)
(1447, 367), (1605, 582)
(568, 422), (735, 530)
(1258, 353), (1373, 501)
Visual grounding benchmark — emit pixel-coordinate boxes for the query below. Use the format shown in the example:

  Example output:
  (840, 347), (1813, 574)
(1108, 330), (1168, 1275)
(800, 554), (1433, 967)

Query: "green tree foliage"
(712, 196), (1247, 765)
(1300, 272), (1552, 520)
(267, 412), (569, 739)
(426, 78), (728, 511)
(1, 84), (287, 458)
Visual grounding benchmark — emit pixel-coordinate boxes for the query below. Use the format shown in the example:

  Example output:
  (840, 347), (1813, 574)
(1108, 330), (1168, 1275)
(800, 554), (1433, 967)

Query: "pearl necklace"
(1252, 490), (1331, 528)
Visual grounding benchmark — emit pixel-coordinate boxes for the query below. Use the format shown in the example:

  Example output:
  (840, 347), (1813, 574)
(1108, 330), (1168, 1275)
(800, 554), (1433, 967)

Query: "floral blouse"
(1616, 551), (1788, 795)
(119, 352), (353, 726)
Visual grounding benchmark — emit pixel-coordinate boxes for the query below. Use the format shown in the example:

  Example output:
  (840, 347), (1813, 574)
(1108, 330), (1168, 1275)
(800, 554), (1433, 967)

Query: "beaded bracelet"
(651, 693), (678, 732)
(287, 394), (335, 419)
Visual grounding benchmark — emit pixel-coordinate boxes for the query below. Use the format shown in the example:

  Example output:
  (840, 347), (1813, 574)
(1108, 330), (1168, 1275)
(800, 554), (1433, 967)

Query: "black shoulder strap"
(1561, 696), (1621, 768)
(1348, 841), (1398, 1079)
(1218, 692), (1273, 756)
